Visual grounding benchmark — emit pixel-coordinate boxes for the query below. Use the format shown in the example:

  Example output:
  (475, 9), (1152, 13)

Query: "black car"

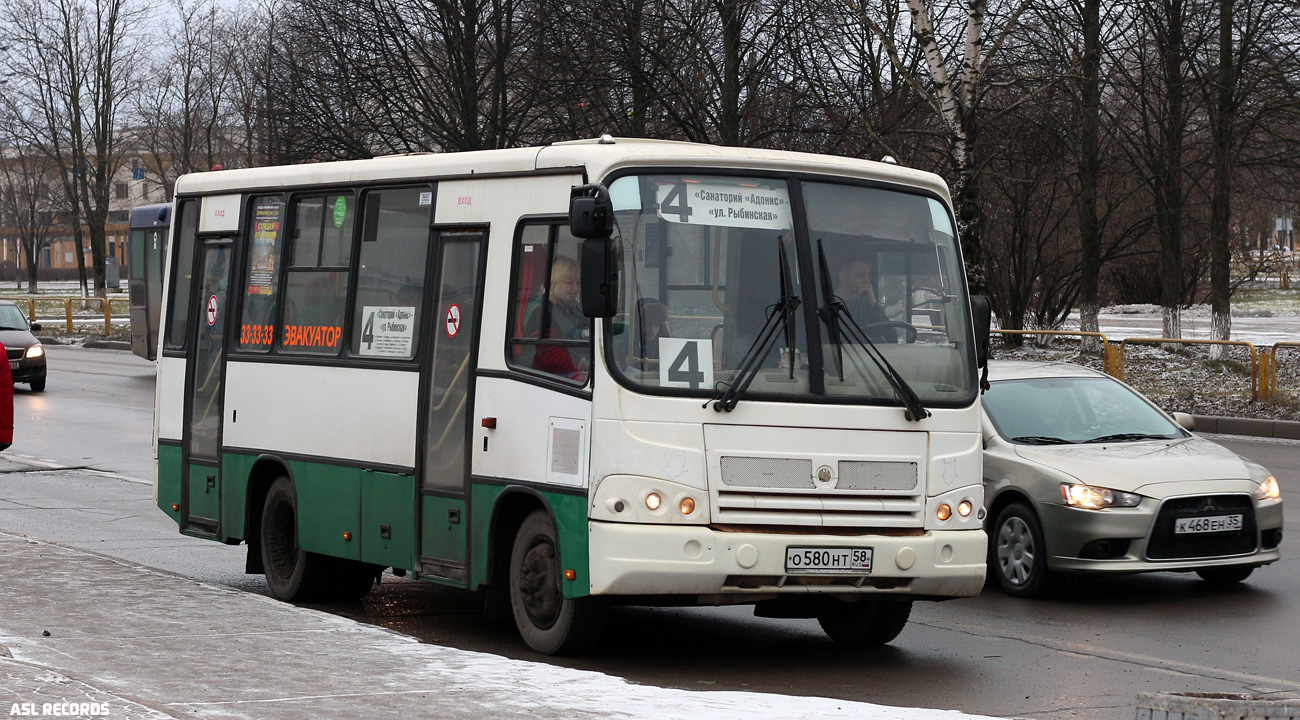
(0, 300), (46, 392)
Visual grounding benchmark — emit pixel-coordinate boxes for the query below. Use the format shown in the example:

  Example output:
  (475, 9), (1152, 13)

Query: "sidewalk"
(0, 533), (1003, 720)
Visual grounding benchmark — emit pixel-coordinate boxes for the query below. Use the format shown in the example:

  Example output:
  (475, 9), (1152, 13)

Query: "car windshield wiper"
(1083, 433), (1171, 444)
(711, 237), (800, 412)
(0, 326), (25, 331)
(1011, 436), (1076, 445)
(816, 240), (930, 422)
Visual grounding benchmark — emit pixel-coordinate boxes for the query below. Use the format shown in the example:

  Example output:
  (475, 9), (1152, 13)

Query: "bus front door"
(182, 240), (232, 536)
(418, 230), (486, 582)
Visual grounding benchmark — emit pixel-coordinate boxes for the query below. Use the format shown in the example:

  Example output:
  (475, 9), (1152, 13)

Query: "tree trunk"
(1208, 0), (1234, 359)
(1157, 0), (1186, 345)
(1077, 0), (1102, 353)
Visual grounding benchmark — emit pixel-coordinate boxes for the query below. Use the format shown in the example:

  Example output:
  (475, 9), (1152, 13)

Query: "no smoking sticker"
(445, 304), (461, 337)
(206, 295), (218, 326)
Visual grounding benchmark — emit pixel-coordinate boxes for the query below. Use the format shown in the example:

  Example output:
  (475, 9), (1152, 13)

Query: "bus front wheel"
(508, 509), (606, 655)
(260, 476), (331, 602)
(816, 598), (912, 646)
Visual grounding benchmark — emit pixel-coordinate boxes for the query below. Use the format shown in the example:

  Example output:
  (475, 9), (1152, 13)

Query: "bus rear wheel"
(260, 476), (332, 602)
(816, 598), (912, 646)
(508, 510), (606, 655)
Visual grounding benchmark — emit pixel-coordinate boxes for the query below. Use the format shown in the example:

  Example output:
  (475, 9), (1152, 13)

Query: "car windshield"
(604, 172), (976, 407)
(984, 376), (1186, 445)
(0, 305), (28, 330)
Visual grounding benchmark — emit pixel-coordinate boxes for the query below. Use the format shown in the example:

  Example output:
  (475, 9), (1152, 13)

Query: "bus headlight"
(592, 475), (709, 524)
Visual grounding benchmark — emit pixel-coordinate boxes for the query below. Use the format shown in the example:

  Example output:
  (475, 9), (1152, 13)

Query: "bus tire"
(260, 476), (330, 602)
(816, 598), (912, 646)
(508, 509), (606, 655)
(329, 558), (380, 601)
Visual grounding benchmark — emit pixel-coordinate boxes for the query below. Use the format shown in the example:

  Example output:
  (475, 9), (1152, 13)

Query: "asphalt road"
(1, 344), (1296, 720)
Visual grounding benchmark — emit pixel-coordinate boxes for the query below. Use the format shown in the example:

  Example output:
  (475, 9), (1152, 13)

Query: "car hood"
(1012, 436), (1252, 493)
(0, 329), (38, 350)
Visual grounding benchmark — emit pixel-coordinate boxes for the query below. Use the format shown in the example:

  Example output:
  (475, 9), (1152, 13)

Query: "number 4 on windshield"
(660, 338), (713, 390)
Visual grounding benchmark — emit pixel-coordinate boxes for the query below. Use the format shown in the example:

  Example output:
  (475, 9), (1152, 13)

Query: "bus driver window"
(508, 224), (590, 384)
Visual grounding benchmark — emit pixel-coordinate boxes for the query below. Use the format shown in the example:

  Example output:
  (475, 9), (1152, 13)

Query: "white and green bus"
(154, 138), (993, 654)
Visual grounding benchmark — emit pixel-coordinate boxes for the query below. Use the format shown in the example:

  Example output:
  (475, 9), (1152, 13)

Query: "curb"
(1136, 692), (1300, 720)
(80, 339), (131, 350)
(1192, 415), (1300, 440)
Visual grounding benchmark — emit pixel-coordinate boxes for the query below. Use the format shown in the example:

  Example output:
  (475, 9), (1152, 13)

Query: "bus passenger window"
(507, 224), (589, 384)
(350, 187), (432, 360)
(163, 199), (199, 350)
(237, 196), (285, 352)
(277, 194), (354, 356)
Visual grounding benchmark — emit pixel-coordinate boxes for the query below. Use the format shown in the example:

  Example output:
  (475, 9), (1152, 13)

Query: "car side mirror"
(29, 322), (42, 332)
(970, 295), (992, 368)
(1172, 412), (1196, 431)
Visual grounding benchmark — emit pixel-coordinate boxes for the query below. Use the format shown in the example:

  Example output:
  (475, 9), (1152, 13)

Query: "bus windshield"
(605, 172), (975, 407)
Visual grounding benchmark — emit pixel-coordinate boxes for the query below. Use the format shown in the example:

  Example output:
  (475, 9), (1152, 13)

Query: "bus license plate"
(1175, 514), (1243, 534)
(785, 546), (872, 574)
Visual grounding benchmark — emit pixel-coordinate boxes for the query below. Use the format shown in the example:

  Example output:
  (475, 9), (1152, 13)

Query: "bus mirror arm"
(970, 295), (992, 369)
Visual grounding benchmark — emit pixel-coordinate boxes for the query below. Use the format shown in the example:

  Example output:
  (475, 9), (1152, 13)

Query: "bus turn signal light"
(342, 531), (352, 541)
(679, 497), (696, 515)
(936, 504), (952, 521)
(171, 503), (179, 511)
(564, 569), (576, 581)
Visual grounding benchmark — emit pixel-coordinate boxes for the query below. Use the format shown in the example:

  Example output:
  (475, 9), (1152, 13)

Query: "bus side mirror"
(570, 183), (613, 239)
(581, 237), (619, 318)
(970, 295), (992, 368)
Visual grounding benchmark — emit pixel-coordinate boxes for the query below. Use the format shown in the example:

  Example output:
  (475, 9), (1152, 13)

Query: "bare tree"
(2, 0), (145, 297)
(846, 0), (1039, 291)
(0, 140), (59, 292)
(132, 0), (244, 196)
(1197, 0), (1300, 354)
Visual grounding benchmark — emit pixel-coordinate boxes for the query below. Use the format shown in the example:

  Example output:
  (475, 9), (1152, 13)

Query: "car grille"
(6, 348), (22, 360)
(715, 456), (923, 528)
(1146, 494), (1257, 560)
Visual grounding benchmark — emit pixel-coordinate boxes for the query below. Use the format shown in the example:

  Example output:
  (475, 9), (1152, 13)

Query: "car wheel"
(509, 509), (606, 655)
(816, 598), (912, 646)
(1196, 566), (1254, 584)
(260, 476), (331, 602)
(29, 378), (45, 392)
(991, 502), (1054, 598)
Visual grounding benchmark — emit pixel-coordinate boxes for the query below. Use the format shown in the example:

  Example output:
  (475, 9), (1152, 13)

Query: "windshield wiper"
(1011, 436), (1075, 445)
(1083, 433), (1170, 444)
(711, 237), (800, 412)
(817, 240), (930, 422)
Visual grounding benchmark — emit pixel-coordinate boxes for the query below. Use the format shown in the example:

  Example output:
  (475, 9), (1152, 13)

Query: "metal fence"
(2, 296), (130, 335)
(993, 330), (1295, 401)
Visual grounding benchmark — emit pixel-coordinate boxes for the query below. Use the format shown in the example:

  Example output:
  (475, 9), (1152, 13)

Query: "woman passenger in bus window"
(527, 256), (589, 381)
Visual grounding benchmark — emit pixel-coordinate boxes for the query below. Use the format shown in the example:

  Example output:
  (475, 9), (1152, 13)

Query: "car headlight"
(1060, 483), (1142, 509)
(25, 344), (43, 359)
(1255, 475), (1280, 501)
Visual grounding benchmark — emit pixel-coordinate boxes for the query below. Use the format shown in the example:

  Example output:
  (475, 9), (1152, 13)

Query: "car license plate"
(7, 361), (17, 370)
(1175, 514), (1243, 534)
(785, 546), (872, 574)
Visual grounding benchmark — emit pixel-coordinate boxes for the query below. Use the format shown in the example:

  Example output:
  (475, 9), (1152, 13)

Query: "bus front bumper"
(587, 521), (986, 601)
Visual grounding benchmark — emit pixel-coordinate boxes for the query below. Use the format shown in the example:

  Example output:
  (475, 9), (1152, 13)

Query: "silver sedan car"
(981, 360), (1283, 597)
